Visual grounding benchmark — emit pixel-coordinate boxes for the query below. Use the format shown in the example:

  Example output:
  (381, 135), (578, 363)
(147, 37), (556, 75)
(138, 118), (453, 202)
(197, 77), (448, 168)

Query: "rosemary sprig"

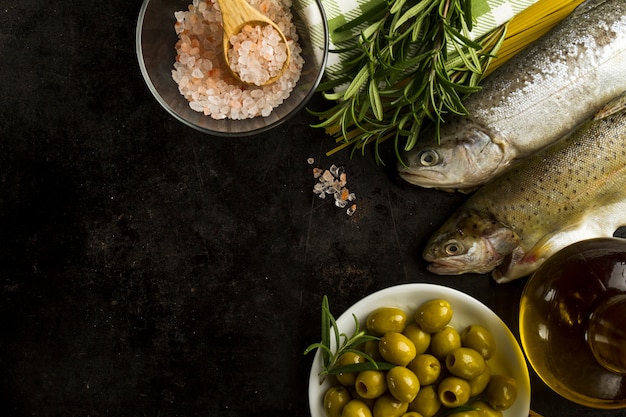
(304, 296), (394, 375)
(309, 0), (507, 165)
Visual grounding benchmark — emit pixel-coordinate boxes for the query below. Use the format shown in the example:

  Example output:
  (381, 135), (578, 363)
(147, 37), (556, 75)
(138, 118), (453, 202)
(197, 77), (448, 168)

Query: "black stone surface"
(1, 1), (626, 416)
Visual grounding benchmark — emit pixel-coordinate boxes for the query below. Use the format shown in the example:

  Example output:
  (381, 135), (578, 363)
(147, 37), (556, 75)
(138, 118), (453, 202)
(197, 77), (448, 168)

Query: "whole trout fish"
(398, 0), (626, 192)
(423, 101), (626, 283)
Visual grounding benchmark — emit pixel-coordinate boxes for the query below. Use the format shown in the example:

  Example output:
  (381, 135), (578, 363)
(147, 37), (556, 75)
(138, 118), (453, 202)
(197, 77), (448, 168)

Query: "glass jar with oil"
(520, 237), (626, 408)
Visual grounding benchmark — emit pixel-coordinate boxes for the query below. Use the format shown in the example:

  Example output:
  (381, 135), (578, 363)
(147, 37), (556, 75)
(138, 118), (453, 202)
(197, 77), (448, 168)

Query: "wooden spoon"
(216, 0), (291, 86)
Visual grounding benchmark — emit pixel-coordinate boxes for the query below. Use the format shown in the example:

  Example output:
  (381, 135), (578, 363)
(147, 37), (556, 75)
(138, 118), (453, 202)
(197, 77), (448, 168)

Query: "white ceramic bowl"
(136, 0), (328, 136)
(308, 283), (531, 417)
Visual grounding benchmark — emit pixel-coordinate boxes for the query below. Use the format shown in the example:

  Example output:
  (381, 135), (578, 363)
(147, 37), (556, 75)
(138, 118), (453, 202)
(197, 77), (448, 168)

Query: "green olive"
(437, 376), (471, 408)
(471, 400), (503, 417)
(362, 340), (383, 362)
(355, 370), (387, 399)
(324, 386), (352, 417)
(341, 399), (373, 417)
(336, 352), (367, 386)
(485, 374), (518, 410)
(372, 393), (409, 417)
(408, 385), (441, 417)
(386, 366), (420, 403)
(401, 412), (425, 417)
(349, 388), (376, 410)
(407, 354), (441, 386)
(415, 299), (453, 333)
(367, 307), (408, 336)
(445, 347), (486, 379)
(468, 364), (491, 397)
(403, 323), (431, 354)
(379, 332), (417, 367)
(430, 326), (461, 360)
(461, 325), (497, 360)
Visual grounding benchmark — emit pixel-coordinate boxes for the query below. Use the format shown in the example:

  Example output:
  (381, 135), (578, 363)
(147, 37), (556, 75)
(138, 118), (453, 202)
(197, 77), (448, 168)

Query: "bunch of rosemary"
(310, 0), (506, 164)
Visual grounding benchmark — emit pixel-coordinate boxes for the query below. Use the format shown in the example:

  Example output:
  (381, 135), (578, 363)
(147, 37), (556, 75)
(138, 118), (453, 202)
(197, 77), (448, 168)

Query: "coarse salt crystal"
(313, 183), (325, 193)
(321, 170), (334, 183)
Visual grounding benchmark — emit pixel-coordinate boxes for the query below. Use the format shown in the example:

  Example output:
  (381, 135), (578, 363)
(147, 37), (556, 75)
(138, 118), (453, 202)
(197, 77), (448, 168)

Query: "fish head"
(423, 210), (520, 276)
(398, 118), (508, 191)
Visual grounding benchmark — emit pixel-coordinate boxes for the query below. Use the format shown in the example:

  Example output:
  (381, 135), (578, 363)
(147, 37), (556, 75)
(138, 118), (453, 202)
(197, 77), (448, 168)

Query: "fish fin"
(491, 246), (534, 283)
(492, 229), (566, 283)
(519, 230), (567, 267)
(496, 226), (586, 282)
(594, 90), (626, 120)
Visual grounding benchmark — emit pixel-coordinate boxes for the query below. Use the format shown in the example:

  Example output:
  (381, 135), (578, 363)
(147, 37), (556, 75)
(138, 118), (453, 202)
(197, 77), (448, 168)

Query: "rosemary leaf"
(320, 296), (331, 367)
(445, 22), (482, 50)
(439, 406), (479, 416)
(393, 0), (434, 33)
(361, 19), (386, 42)
(321, 90), (348, 102)
(368, 80), (384, 121)
(344, 66), (370, 100)
(389, 0), (408, 15)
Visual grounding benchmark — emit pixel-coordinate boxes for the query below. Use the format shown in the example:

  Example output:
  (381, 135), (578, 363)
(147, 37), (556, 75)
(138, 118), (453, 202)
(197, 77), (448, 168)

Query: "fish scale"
(399, 0), (626, 192)
(423, 106), (626, 283)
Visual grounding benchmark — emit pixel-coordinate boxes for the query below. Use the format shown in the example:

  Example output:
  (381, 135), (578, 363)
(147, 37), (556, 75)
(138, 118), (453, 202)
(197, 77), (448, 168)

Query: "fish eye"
(444, 241), (463, 255)
(419, 150), (440, 166)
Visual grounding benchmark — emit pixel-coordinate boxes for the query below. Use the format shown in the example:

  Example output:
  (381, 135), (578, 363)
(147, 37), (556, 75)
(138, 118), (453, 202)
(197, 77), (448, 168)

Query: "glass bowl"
(520, 237), (626, 408)
(136, 0), (328, 136)
(308, 283), (531, 417)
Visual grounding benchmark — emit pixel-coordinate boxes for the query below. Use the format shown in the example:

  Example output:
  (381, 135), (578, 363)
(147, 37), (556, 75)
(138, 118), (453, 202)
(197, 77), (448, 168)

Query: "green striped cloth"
(295, 0), (539, 77)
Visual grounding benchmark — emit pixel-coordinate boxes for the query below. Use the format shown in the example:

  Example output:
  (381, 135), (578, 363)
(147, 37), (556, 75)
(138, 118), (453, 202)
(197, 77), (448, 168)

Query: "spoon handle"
(216, 0), (271, 35)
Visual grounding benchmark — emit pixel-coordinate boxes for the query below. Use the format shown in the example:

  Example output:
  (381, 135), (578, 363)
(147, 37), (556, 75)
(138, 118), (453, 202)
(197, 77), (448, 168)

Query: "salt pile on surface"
(228, 24), (288, 86)
(311, 161), (357, 216)
(172, 0), (304, 120)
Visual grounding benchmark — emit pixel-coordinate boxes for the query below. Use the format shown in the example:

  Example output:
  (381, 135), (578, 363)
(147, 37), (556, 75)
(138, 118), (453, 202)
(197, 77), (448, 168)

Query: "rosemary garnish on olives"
(304, 296), (395, 376)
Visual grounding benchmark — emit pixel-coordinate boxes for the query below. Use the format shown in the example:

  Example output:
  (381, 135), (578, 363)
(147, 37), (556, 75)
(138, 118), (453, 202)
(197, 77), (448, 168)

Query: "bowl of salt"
(136, 0), (329, 136)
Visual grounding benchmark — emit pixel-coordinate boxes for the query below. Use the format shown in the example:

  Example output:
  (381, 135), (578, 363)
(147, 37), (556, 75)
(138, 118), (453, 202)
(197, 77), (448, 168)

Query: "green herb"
(309, 0), (506, 165)
(304, 296), (394, 376)
(439, 406), (479, 416)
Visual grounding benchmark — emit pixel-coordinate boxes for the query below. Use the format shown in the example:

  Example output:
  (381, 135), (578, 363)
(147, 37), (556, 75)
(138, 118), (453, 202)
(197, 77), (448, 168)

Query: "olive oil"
(519, 238), (626, 408)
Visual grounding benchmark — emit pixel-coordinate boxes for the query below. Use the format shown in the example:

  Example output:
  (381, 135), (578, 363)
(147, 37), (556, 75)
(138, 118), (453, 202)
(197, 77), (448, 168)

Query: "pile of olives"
(322, 299), (518, 417)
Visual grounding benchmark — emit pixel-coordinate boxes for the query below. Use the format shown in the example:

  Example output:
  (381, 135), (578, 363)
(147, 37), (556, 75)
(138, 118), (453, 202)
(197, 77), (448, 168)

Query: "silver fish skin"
(422, 104), (626, 283)
(398, 0), (626, 192)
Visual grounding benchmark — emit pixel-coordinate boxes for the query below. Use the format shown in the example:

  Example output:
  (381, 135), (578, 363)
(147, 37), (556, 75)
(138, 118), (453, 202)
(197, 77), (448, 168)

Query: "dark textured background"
(1, 1), (625, 416)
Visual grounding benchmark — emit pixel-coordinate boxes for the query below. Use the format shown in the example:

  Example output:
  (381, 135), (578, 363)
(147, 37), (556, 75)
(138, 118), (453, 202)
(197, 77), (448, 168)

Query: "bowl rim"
(307, 283), (531, 417)
(135, 0), (329, 137)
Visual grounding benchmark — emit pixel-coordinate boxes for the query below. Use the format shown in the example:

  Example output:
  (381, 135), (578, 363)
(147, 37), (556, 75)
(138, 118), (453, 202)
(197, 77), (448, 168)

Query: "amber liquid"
(519, 238), (626, 408)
